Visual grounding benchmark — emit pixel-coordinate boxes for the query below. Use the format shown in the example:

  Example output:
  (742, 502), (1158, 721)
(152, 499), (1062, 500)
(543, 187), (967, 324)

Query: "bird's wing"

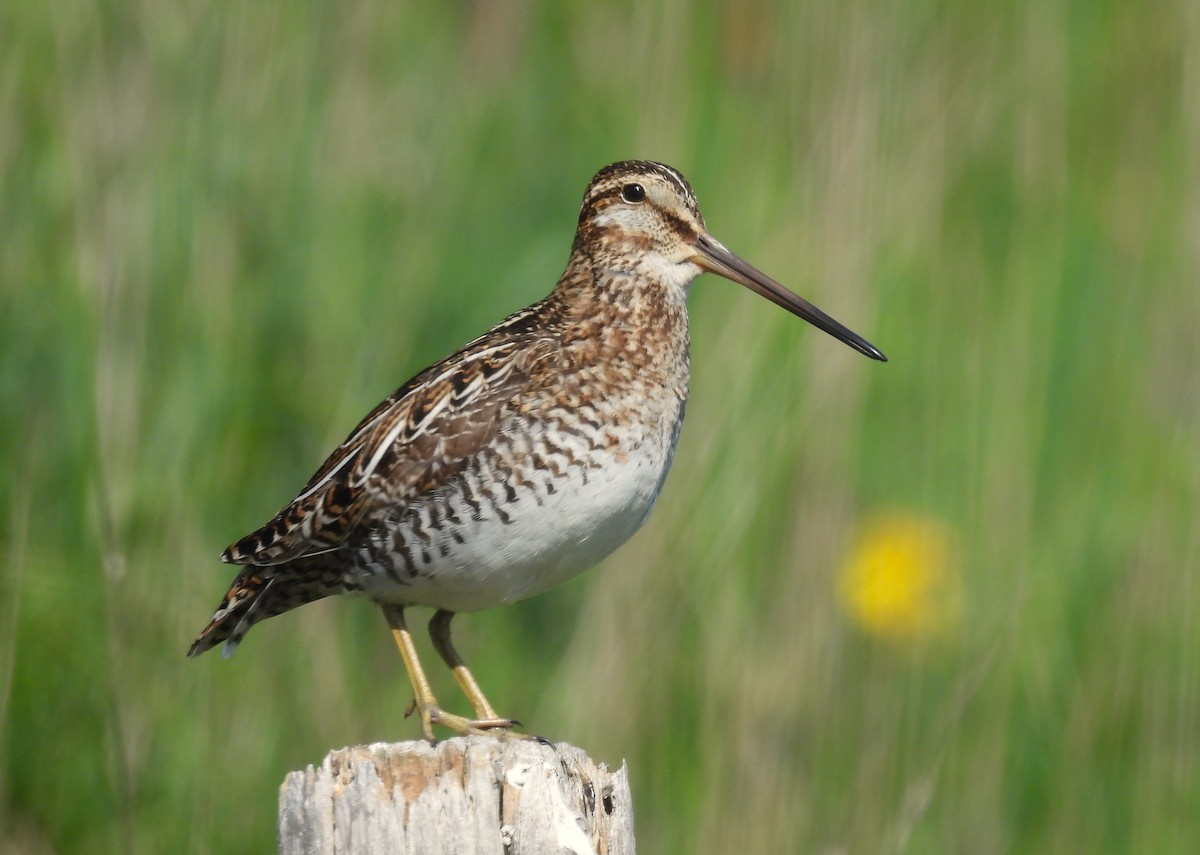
(222, 326), (558, 566)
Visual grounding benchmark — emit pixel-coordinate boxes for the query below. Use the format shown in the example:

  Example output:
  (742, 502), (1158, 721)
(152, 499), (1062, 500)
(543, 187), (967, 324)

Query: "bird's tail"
(187, 565), (339, 658)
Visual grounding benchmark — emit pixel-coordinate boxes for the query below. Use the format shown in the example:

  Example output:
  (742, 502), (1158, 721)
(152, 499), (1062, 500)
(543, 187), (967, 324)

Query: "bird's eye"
(621, 183), (646, 204)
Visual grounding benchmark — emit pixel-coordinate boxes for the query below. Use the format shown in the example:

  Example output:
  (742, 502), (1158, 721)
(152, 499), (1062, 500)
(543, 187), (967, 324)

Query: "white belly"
(357, 402), (683, 612)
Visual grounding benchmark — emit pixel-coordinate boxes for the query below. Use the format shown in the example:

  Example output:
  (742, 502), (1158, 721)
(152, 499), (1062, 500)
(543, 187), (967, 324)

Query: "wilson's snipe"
(189, 161), (886, 740)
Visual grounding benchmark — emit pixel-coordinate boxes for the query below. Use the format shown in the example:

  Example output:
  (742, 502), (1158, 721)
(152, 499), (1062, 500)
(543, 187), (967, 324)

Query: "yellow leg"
(429, 610), (509, 724)
(381, 603), (440, 741)
(381, 604), (517, 741)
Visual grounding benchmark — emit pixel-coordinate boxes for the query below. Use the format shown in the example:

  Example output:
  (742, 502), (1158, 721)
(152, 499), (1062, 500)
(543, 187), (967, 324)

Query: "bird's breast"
(359, 368), (687, 612)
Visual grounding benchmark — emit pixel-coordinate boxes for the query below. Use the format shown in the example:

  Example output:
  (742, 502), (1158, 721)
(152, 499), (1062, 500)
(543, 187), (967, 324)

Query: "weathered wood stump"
(278, 736), (635, 854)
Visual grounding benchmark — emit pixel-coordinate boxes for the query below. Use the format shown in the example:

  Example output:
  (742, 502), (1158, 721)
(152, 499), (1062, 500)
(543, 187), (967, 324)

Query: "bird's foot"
(405, 699), (524, 743)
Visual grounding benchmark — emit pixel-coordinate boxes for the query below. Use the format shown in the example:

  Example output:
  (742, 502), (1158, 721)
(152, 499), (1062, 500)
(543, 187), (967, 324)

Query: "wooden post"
(278, 736), (636, 854)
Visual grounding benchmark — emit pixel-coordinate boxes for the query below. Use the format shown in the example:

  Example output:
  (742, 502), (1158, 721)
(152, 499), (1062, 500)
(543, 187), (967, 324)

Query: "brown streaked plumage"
(189, 160), (886, 740)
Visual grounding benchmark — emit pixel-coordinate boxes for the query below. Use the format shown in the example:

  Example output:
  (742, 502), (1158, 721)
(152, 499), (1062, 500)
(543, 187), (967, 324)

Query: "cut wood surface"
(278, 736), (635, 854)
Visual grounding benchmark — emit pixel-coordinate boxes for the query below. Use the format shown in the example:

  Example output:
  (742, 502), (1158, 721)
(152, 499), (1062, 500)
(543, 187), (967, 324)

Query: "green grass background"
(2, 1), (1198, 852)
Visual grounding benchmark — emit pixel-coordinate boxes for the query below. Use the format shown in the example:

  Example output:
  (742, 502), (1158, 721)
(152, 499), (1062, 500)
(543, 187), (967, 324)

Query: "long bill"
(694, 233), (887, 362)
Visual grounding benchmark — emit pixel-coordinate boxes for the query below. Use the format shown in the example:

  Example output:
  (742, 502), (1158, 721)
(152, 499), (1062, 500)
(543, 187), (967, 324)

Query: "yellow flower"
(839, 511), (960, 646)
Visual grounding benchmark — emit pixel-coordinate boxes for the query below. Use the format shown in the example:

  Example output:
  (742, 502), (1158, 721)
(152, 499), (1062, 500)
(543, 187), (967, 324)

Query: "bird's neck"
(544, 250), (692, 386)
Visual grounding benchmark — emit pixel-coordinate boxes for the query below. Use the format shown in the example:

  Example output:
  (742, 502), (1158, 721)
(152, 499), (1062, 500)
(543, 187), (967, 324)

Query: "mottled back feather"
(222, 307), (559, 567)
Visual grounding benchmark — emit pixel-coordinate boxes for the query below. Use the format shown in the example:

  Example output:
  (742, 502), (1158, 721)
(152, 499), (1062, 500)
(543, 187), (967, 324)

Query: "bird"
(188, 160), (886, 741)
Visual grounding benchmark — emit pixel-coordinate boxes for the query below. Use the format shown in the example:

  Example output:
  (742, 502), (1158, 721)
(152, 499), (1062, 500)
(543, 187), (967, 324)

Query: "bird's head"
(575, 160), (886, 361)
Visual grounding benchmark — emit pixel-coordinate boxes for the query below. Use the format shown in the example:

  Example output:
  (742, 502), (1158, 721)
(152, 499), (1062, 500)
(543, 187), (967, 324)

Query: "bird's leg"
(429, 610), (517, 731)
(381, 603), (516, 741)
(381, 604), (440, 741)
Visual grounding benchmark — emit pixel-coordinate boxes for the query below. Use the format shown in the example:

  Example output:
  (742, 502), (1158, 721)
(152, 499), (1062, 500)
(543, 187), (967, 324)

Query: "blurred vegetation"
(2, 0), (1198, 852)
